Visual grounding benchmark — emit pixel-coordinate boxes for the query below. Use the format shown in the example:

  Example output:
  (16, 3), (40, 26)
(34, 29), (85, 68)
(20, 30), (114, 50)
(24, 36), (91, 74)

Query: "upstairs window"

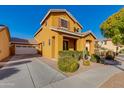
(60, 19), (68, 28)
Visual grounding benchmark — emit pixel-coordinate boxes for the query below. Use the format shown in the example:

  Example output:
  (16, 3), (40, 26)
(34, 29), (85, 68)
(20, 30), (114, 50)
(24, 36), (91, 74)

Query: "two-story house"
(34, 9), (96, 59)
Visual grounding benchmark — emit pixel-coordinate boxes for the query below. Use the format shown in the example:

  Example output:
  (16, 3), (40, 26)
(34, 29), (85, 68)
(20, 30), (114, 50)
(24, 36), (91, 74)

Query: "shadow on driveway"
(9, 54), (41, 61)
(5, 60), (32, 67)
(104, 60), (122, 65)
(0, 68), (19, 80)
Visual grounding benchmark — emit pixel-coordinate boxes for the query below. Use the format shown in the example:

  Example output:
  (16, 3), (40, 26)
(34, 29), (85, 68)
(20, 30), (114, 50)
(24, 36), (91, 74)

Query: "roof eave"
(81, 31), (97, 39)
(34, 26), (43, 37)
(50, 27), (82, 37)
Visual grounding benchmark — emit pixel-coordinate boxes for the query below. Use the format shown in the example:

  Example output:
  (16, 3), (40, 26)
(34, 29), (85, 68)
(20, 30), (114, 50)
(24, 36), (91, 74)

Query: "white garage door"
(15, 46), (38, 54)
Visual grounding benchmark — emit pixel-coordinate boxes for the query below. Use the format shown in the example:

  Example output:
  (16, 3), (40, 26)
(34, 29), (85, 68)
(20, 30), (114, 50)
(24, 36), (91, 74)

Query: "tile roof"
(11, 37), (38, 44)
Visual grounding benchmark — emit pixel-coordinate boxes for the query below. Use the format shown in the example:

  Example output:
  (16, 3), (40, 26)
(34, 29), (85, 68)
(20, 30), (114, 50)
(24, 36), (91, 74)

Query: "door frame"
(63, 40), (69, 50)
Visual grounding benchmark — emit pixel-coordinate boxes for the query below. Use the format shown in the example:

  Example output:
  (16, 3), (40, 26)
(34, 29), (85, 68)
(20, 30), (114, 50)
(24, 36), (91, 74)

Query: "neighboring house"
(34, 9), (96, 59)
(11, 37), (38, 55)
(0, 25), (10, 61)
(96, 38), (124, 52)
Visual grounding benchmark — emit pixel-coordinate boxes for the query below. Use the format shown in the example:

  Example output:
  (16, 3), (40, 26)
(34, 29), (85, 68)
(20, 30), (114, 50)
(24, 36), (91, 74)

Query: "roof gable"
(81, 31), (97, 39)
(40, 9), (83, 29)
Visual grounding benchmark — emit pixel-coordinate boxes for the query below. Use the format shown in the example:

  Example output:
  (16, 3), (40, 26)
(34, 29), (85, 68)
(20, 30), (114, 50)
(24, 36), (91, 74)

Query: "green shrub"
(58, 56), (79, 72)
(90, 54), (100, 63)
(83, 60), (90, 66)
(59, 51), (83, 61)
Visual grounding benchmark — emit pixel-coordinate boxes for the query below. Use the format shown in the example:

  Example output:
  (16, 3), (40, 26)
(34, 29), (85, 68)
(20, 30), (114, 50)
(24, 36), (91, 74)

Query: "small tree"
(100, 8), (124, 54)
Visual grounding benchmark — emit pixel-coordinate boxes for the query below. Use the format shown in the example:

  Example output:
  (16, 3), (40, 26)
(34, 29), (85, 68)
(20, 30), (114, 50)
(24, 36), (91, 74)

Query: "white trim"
(40, 9), (83, 28)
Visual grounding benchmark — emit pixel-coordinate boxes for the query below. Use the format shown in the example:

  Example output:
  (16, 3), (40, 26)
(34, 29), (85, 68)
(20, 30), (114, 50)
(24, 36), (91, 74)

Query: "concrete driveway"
(0, 54), (66, 88)
(0, 54), (124, 88)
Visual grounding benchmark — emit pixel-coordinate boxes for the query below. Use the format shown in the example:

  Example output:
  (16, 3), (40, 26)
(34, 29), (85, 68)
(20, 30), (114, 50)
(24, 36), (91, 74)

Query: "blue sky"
(0, 5), (123, 39)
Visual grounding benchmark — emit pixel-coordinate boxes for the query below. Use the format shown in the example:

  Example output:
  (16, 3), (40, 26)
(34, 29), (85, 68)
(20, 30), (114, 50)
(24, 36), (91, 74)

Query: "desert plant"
(90, 54), (100, 63)
(83, 60), (90, 66)
(82, 48), (89, 60)
(58, 56), (79, 72)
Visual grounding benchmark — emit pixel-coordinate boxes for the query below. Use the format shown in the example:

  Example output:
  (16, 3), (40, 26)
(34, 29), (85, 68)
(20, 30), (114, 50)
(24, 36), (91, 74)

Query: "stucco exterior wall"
(0, 29), (10, 61)
(35, 15), (60, 59)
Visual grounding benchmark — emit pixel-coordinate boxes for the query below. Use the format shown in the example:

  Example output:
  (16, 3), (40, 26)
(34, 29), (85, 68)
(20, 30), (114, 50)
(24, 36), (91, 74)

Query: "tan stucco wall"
(0, 29), (10, 61)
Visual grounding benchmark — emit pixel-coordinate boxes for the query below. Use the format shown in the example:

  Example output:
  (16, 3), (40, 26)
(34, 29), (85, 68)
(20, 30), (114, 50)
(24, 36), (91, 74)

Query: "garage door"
(15, 45), (38, 54)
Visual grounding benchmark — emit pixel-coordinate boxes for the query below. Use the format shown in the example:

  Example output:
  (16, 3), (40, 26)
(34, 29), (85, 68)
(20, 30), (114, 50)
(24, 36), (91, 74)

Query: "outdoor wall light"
(48, 39), (51, 46)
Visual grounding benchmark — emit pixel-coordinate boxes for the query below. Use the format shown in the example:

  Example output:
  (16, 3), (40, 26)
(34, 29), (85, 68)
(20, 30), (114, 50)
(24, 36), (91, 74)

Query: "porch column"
(58, 34), (63, 51)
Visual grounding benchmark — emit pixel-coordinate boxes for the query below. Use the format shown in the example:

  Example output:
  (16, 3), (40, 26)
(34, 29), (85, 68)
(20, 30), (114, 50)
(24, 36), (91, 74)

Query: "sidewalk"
(44, 65), (122, 88)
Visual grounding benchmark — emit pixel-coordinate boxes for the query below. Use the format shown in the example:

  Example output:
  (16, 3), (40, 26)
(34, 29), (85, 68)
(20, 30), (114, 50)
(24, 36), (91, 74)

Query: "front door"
(63, 41), (68, 50)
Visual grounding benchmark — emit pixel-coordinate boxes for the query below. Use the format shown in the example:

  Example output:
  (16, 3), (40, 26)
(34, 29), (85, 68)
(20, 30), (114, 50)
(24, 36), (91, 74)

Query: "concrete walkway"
(0, 55), (66, 88)
(44, 65), (123, 88)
